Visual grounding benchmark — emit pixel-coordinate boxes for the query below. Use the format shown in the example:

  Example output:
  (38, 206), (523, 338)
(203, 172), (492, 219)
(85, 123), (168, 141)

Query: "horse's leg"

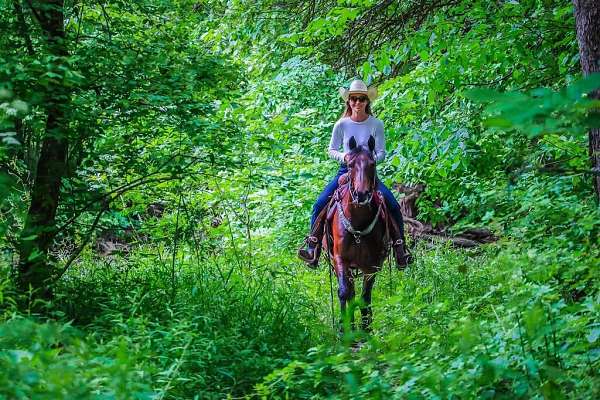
(360, 273), (376, 333)
(334, 256), (355, 334)
(348, 274), (357, 331)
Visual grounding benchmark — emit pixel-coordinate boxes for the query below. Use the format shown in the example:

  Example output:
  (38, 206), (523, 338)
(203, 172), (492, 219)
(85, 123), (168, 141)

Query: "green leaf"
(524, 305), (545, 337)
(464, 88), (501, 103)
(587, 328), (600, 343)
(483, 117), (512, 128)
(540, 380), (565, 400)
(567, 72), (600, 99)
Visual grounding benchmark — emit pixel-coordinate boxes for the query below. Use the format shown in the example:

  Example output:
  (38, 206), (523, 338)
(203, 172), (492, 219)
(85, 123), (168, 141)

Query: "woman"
(298, 79), (412, 269)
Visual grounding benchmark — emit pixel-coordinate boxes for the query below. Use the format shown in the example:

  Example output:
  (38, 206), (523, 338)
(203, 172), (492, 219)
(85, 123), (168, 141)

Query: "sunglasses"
(349, 96), (368, 103)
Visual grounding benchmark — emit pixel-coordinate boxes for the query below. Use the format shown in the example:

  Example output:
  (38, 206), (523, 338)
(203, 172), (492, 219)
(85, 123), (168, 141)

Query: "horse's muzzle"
(353, 190), (373, 206)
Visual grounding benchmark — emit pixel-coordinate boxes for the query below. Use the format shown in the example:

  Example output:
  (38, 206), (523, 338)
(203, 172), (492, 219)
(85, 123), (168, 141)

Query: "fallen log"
(396, 183), (498, 248)
(419, 234), (481, 248)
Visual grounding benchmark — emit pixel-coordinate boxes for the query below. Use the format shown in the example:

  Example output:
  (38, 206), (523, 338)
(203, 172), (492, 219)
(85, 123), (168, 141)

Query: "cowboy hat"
(339, 79), (378, 101)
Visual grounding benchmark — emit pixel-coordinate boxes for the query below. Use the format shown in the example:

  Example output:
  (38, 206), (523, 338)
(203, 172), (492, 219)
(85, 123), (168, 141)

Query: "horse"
(323, 135), (391, 333)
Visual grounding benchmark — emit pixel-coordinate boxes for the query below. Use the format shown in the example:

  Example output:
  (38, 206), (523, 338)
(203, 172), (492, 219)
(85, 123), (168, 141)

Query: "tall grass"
(0, 242), (325, 399)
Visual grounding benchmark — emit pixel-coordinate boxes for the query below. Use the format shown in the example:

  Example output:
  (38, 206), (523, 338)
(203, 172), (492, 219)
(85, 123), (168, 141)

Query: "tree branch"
(99, 2), (112, 41)
(55, 200), (107, 280)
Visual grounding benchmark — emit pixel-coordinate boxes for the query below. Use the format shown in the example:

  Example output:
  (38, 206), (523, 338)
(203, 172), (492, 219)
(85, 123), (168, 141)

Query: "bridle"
(348, 173), (374, 206)
(347, 153), (376, 207)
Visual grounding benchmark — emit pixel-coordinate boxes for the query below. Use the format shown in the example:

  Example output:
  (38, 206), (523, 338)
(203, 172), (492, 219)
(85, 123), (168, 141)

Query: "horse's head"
(346, 135), (376, 206)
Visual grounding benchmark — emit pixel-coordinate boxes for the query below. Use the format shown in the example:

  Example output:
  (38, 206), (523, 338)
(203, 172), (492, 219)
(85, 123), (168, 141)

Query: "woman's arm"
(328, 121), (345, 163)
(374, 120), (386, 162)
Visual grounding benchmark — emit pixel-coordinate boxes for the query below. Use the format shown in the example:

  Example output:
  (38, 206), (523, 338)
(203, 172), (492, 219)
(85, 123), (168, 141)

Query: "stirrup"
(306, 236), (319, 245)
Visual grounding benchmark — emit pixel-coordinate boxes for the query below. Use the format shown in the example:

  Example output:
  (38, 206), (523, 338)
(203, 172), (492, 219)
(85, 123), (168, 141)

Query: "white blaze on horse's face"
(349, 150), (376, 206)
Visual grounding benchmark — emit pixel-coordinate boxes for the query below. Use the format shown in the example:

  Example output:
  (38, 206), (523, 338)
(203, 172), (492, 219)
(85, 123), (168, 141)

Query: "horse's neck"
(342, 193), (376, 228)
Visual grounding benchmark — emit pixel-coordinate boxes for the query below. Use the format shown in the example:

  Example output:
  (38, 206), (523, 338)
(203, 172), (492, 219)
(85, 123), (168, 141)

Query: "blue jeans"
(311, 165), (405, 236)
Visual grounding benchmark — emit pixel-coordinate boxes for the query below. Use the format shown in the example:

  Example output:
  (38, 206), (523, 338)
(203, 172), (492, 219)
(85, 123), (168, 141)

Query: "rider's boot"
(389, 218), (413, 270)
(392, 238), (412, 270)
(297, 235), (322, 268)
(298, 207), (327, 268)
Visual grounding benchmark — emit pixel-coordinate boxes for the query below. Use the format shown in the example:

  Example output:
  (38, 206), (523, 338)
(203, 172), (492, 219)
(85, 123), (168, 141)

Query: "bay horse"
(324, 135), (390, 333)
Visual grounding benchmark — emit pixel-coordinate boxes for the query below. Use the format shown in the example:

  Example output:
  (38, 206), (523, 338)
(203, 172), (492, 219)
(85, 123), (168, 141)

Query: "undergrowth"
(0, 248), (321, 399)
(256, 243), (599, 399)
(1, 204), (597, 399)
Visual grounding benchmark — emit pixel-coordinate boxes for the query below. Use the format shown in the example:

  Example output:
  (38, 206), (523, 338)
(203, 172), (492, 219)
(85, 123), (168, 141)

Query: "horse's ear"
(368, 135), (375, 152)
(349, 136), (357, 150)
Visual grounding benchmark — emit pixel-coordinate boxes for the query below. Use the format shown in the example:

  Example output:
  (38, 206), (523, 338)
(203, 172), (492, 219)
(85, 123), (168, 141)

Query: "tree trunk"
(573, 0), (600, 200)
(17, 0), (69, 300)
(13, 0), (35, 56)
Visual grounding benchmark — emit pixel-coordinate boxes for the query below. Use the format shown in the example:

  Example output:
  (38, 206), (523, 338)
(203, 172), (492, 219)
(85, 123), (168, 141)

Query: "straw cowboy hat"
(339, 79), (378, 101)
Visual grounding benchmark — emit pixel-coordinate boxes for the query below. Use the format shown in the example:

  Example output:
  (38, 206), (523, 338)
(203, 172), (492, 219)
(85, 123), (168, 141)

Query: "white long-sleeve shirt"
(328, 115), (386, 163)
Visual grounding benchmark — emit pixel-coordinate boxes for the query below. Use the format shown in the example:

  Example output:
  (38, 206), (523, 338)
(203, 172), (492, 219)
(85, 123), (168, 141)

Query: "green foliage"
(1, 241), (320, 399)
(1, 0), (599, 398)
(0, 87), (25, 237)
(465, 73), (600, 138)
(257, 241), (599, 399)
(0, 317), (155, 399)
